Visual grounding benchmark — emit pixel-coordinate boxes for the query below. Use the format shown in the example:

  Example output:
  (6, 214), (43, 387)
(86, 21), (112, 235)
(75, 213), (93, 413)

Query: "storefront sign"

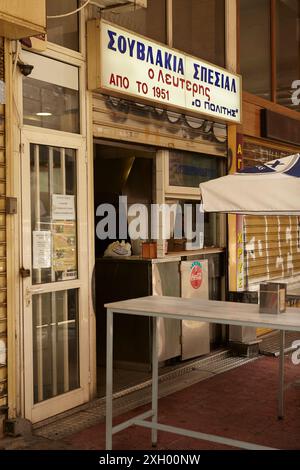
(33, 231), (51, 269)
(236, 133), (244, 170)
(52, 194), (75, 221)
(88, 20), (241, 124)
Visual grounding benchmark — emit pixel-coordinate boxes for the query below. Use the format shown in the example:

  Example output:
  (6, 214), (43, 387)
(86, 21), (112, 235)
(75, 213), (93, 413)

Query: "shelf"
(166, 247), (225, 258)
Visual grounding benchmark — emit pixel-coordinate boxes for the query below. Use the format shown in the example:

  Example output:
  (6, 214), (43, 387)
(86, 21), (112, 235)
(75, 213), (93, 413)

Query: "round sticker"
(190, 263), (202, 289)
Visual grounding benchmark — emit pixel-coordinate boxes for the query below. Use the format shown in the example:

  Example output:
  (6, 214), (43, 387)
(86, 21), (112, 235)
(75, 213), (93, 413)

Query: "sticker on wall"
(190, 261), (203, 289)
(32, 231), (51, 269)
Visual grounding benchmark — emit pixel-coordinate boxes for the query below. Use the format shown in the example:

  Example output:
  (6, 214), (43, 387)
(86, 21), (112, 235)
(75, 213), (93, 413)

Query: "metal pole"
(278, 330), (285, 419)
(106, 309), (113, 450)
(152, 316), (158, 447)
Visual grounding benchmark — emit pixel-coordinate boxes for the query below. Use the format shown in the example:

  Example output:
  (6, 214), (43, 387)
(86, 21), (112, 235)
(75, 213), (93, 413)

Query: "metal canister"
(259, 282), (287, 314)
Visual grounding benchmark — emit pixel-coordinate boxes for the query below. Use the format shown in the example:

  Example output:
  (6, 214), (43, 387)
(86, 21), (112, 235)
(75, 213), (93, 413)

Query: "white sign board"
(52, 194), (75, 221)
(33, 231), (51, 269)
(97, 20), (241, 123)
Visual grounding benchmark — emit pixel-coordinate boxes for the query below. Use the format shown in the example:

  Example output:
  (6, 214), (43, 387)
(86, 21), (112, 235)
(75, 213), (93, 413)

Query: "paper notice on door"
(52, 221), (77, 276)
(33, 231), (51, 269)
(52, 194), (75, 221)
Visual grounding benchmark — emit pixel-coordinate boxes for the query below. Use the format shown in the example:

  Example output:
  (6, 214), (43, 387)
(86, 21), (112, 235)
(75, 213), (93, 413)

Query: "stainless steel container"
(259, 282), (286, 314)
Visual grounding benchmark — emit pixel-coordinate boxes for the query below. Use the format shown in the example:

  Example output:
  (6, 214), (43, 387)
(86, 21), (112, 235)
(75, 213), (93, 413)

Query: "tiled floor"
(64, 355), (300, 450)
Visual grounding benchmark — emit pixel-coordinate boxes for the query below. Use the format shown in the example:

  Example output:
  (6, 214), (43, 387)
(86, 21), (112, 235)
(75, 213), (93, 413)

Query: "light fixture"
(36, 112), (52, 116)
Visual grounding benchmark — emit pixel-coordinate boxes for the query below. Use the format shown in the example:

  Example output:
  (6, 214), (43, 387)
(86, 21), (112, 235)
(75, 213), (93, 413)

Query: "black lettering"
(118, 35), (126, 54)
(200, 66), (207, 83)
(231, 79), (237, 93)
(224, 76), (230, 91)
(177, 58), (184, 75)
(164, 52), (172, 70)
(137, 41), (145, 60)
(193, 63), (200, 80)
(146, 46), (154, 64)
(107, 30), (117, 51)
(208, 69), (214, 85)
(156, 50), (163, 67)
(127, 38), (136, 57)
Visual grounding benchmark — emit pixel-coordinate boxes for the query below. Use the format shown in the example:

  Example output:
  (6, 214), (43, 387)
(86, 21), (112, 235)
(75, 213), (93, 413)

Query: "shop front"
(3, 0), (242, 426)
(88, 18), (241, 395)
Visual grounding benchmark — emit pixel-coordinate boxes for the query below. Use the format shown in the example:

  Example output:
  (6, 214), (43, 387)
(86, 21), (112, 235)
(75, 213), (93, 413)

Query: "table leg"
(106, 309), (113, 450)
(152, 316), (158, 447)
(278, 330), (285, 420)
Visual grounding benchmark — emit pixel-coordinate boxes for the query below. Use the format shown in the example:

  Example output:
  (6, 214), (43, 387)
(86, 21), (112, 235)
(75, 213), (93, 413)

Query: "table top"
(105, 296), (300, 331)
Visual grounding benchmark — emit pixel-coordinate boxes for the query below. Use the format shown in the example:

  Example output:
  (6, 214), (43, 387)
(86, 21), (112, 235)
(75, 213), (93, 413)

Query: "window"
(46, 0), (79, 51)
(240, 0), (271, 100)
(276, 0), (300, 111)
(240, 0), (300, 112)
(22, 52), (80, 134)
(169, 151), (222, 188)
(172, 0), (225, 67)
(30, 144), (78, 285)
(102, 0), (167, 43)
(165, 151), (225, 251)
(32, 289), (79, 403)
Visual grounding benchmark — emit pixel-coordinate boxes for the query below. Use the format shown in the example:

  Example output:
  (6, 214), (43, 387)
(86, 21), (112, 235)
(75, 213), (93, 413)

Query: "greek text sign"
(91, 20), (241, 123)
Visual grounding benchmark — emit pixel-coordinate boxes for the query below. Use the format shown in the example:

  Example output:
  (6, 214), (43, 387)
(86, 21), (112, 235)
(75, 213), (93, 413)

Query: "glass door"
(22, 130), (89, 423)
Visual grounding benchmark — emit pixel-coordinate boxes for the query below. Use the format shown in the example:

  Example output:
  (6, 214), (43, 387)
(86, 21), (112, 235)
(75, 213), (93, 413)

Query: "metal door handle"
(20, 267), (31, 278)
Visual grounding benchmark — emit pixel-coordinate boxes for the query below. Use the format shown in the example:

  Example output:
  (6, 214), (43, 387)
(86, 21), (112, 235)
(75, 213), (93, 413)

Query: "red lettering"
(205, 87), (211, 101)
(142, 82), (148, 94)
(136, 81), (148, 94)
(115, 75), (123, 87)
(173, 76), (179, 87)
(148, 68), (155, 79)
(165, 74), (172, 85)
(123, 77), (129, 89)
(109, 73), (116, 86)
(158, 70), (165, 83)
(192, 83), (199, 97)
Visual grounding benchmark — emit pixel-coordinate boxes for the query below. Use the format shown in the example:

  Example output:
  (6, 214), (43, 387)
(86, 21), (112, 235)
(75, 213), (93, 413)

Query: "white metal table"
(105, 296), (300, 450)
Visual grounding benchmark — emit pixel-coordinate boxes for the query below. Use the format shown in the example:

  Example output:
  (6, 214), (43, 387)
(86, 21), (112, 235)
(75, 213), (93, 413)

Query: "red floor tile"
(64, 355), (300, 450)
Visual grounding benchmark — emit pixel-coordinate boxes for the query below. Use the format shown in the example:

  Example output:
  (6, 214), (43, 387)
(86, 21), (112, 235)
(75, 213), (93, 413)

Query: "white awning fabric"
(200, 154), (300, 215)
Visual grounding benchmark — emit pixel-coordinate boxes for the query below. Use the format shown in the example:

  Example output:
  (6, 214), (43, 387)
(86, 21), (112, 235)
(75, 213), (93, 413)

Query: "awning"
(200, 153), (300, 215)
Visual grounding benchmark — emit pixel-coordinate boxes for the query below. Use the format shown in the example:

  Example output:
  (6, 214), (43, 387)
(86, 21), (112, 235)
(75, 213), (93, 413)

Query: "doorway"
(93, 141), (157, 397)
(21, 129), (90, 423)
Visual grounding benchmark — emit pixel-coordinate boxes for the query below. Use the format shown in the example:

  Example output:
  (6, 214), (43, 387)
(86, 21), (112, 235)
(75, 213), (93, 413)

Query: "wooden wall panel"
(242, 100), (261, 138)
(242, 91), (300, 140)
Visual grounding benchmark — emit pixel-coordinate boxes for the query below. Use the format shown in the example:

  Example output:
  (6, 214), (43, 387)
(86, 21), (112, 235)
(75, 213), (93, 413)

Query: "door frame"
(21, 126), (90, 423)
